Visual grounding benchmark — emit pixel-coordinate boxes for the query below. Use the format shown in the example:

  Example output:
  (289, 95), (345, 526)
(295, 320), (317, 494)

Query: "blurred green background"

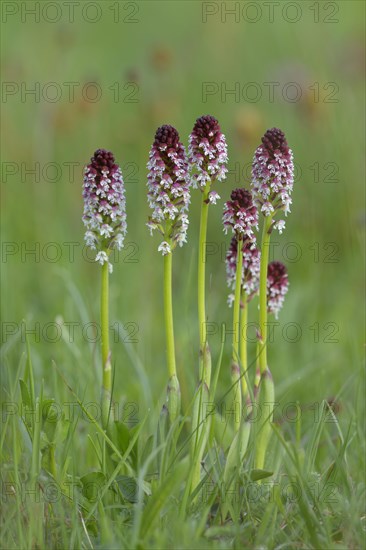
(1, 1), (365, 430)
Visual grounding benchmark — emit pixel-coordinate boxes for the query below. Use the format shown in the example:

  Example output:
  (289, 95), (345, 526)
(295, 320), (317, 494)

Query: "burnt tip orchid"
(83, 148), (127, 273)
(252, 127), (294, 232)
(147, 124), (191, 255)
(189, 114), (228, 200)
(226, 236), (261, 307)
(223, 187), (258, 240)
(267, 261), (289, 319)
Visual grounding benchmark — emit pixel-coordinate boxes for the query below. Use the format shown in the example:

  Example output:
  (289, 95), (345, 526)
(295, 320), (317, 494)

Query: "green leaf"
(113, 420), (131, 453)
(41, 398), (58, 442)
(19, 379), (32, 408)
(249, 469), (274, 481)
(224, 422), (251, 482)
(116, 475), (139, 503)
(305, 400), (327, 476)
(24, 328), (35, 410)
(30, 384), (44, 480)
(141, 434), (154, 465)
(255, 483), (279, 546)
(140, 459), (188, 538)
(112, 420), (139, 468)
(80, 471), (106, 502)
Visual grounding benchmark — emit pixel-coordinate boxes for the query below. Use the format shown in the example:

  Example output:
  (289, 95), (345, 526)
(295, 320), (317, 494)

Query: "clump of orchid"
(81, 123), (294, 510)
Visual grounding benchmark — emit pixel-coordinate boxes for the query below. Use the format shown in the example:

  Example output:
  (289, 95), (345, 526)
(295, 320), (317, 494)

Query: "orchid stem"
(101, 259), (111, 428)
(240, 290), (248, 401)
(232, 237), (243, 430)
(163, 244), (180, 422)
(163, 248), (176, 379)
(198, 181), (211, 385)
(258, 215), (273, 374)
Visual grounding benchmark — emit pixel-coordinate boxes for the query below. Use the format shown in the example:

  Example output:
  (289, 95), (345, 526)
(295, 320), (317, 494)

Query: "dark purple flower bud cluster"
(189, 115), (228, 202)
(267, 261), (289, 318)
(251, 128), (294, 232)
(226, 236), (261, 306)
(222, 188), (258, 240)
(147, 125), (191, 255)
(83, 149), (127, 272)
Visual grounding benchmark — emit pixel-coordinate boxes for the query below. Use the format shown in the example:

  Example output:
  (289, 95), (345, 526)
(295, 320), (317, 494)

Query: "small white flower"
(158, 241), (171, 255)
(273, 220), (286, 234)
(208, 191), (220, 204)
(100, 224), (113, 238)
(96, 251), (109, 265)
(261, 202), (274, 216)
(114, 233), (125, 250)
(85, 231), (97, 249)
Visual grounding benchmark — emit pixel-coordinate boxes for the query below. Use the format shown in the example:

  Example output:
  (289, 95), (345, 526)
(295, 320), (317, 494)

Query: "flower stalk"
(163, 243), (175, 379)
(226, 234), (260, 406)
(147, 125), (191, 422)
(251, 127), (294, 470)
(240, 290), (248, 399)
(231, 238), (243, 429)
(163, 242), (180, 422)
(189, 115), (228, 386)
(223, 188), (259, 431)
(189, 116), (227, 495)
(197, 180), (211, 385)
(101, 257), (111, 427)
(258, 214), (273, 374)
(82, 149), (127, 429)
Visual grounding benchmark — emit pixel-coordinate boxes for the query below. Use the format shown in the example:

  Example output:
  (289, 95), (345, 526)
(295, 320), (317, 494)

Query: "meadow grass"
(1, 1), (365, 548)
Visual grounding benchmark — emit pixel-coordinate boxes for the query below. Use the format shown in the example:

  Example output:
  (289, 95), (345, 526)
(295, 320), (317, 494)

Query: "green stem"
(198, 182), (211, 381)
(240, 290), (248, 400)
(101, 260), (111, 428)
(254, 215), (274, 471)
(48, 443), (57, 479)
(258, 215), (273, 374)
(163, 248), (176, 379)
(231, 237), (243, 429)
(233, 239), (243, 368)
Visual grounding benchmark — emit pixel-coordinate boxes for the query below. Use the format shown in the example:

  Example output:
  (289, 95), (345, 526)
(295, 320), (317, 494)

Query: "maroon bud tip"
(267, 260), (288, 281)
(261, 128), (289, 156)
(230, 188), (253, 209)
(154, 125), (180, 148)
(192, 114), (221, 139)
(90, 149), (116, 172)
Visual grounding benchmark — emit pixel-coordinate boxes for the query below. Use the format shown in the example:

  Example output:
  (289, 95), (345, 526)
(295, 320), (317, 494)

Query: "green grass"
(1, 1), (365, 548)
